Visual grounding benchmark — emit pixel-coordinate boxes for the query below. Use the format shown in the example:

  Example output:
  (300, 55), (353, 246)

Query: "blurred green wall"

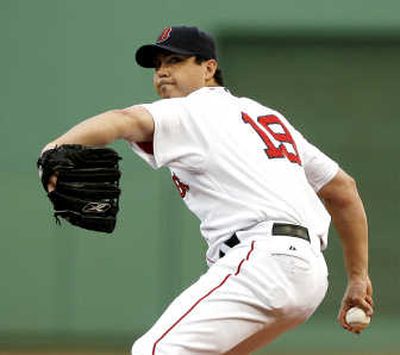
(1, 0), (399, 353)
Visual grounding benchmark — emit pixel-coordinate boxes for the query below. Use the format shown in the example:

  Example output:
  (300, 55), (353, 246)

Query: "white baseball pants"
(131, 232), (328, 355)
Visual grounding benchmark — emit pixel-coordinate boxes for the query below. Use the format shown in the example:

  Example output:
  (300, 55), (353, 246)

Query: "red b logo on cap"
(157, 27), (172, 43)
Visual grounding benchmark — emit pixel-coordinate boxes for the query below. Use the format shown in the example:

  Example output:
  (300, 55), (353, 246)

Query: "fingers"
(338, 308), (351, 332)
(345, 280), (374, 312)
(337, 277), (374, 334)
(47, 175), (58, 192)
(355, 298), (374, 316)
(365, 294), (374, 314)
(340, 294), (374, 318)
(338, 305), (370, 335)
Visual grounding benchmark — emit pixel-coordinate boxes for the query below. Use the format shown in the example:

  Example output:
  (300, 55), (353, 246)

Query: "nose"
(155, 62), (168, 77)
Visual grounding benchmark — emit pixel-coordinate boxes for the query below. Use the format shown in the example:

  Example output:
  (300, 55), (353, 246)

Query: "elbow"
(319, 170), (360, 207)
(332, 177), (359, 207)
(342, 173), (357, 192)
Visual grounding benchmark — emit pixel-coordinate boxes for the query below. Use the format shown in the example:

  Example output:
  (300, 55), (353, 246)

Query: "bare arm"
(42, 106), (154, 151)
(318, 168), (373, 333)
(41, 106), (154, 191)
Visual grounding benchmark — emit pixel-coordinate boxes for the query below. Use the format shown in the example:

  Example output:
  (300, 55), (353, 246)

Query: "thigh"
(132, 242), (260, 354)
(227, 239), (329, 354)
(131, 240), (327, 355)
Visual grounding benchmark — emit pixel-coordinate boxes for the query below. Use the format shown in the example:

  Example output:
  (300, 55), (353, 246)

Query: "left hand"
(338, 275), (374, 334)
(47, 175), (57, 192)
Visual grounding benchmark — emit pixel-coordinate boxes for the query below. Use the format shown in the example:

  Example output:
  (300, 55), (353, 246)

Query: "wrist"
(41, 143), (58, 154)
(347, 272), (369, 282)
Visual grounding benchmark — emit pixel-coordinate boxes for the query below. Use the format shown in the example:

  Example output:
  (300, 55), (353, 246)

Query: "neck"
(205, 78), (220, 87)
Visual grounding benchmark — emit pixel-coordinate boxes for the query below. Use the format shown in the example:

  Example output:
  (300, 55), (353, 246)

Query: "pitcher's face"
(153, 54), (210, 98)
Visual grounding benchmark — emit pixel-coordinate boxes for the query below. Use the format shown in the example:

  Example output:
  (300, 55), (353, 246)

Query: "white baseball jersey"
(129, 87), (338, 263)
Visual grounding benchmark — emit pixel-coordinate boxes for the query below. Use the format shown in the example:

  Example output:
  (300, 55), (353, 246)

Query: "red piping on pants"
(152, 241), (256, 354)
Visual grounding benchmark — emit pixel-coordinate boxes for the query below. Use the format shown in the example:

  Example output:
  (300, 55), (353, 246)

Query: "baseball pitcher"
(38, 26), (374, 354)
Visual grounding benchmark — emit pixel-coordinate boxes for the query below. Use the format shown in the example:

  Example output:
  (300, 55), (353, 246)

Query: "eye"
(154, 55), (187, 70)
(166, 56), (185, 65)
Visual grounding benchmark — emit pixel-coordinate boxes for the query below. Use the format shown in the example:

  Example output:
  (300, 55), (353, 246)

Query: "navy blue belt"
(219, 223), (310, 258)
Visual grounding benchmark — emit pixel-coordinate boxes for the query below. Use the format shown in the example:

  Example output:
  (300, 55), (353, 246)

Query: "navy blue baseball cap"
(135, 26), (217, 68)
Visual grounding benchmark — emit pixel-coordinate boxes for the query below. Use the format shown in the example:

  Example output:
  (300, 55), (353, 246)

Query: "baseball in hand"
(345, 307), (371, 329)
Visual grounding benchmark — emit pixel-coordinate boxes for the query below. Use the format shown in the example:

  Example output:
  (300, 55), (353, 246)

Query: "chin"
(160, 91), (184, 99)
(159, 92), (171, 99)
(158, 87), (173, 99)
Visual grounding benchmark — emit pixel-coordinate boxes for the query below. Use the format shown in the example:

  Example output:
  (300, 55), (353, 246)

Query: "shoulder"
(139, 97), (189, 120)
(188, 86), (232, 100)
(237, 95), (281, 118)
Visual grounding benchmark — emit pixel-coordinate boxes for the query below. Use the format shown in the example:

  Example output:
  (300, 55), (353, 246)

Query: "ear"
(204, 59), (218, 81)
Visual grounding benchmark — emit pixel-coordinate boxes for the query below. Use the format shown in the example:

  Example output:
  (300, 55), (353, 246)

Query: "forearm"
(324, 190), (368, 280)
(319, 169), (373, 331)
(43, 106), (154, 152)
(318, 169), (369, 280)
(44, 110), (126, 151)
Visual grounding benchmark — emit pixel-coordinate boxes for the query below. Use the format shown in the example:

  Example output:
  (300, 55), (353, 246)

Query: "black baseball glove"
(37, 144), (122, 233)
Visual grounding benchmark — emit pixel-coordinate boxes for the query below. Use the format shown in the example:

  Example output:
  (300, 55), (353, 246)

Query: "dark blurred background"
(1, 0), (399, 354)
